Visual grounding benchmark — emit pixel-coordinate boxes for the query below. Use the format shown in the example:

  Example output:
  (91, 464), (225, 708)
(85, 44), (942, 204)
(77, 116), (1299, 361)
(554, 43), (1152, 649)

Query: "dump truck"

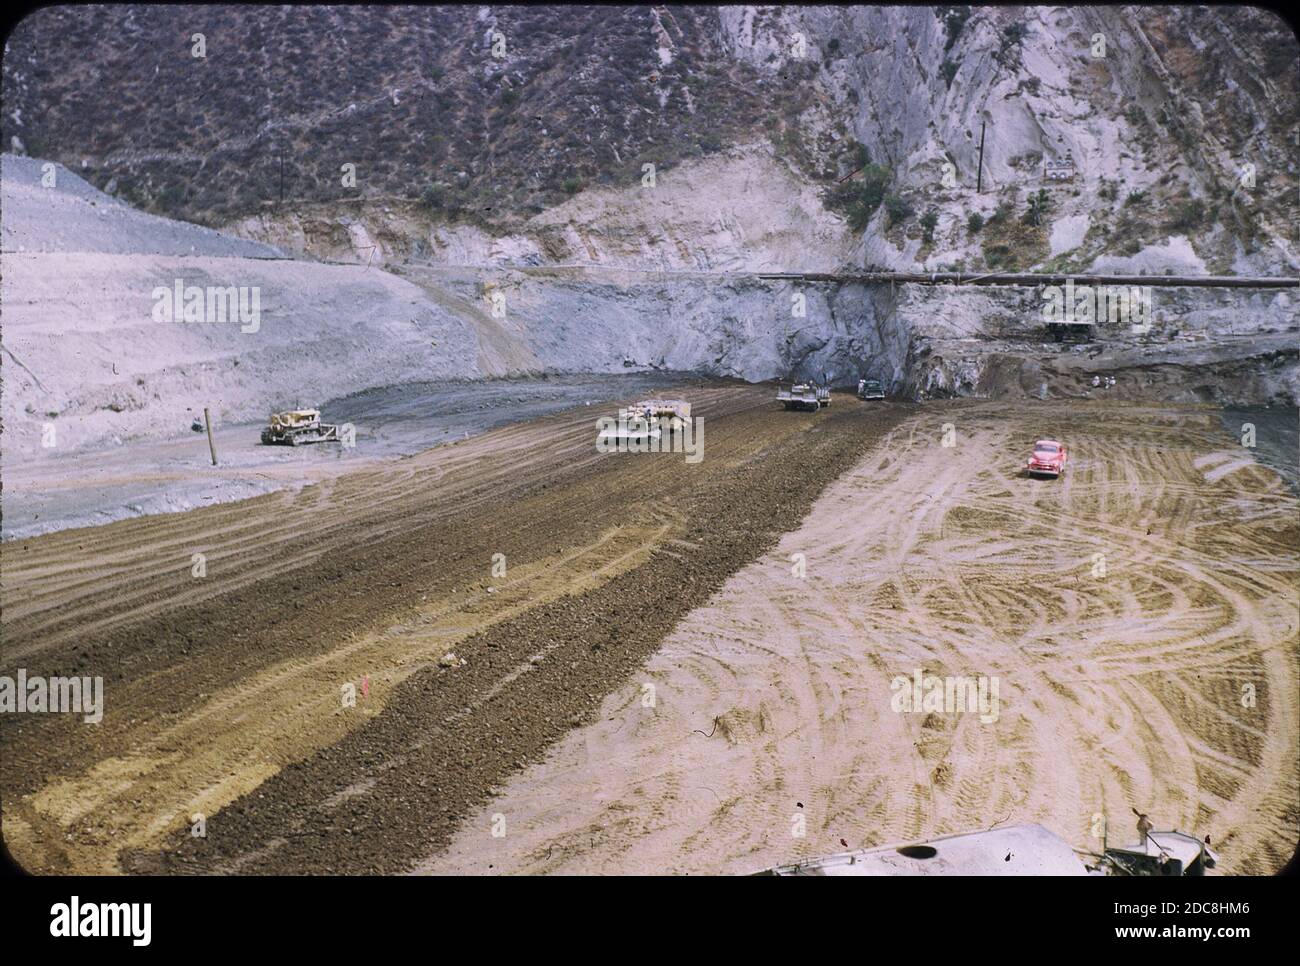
(260, 409), (344, 446)
(777, 382), (830, 412)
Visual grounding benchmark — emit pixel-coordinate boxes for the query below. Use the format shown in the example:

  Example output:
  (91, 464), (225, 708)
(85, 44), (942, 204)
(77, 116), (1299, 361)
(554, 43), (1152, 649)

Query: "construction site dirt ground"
(2, 388), (1296, 875)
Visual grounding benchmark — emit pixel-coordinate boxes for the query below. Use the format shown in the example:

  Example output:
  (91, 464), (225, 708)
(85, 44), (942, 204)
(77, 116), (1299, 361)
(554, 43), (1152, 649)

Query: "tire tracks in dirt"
(419, 402), (1298, 875)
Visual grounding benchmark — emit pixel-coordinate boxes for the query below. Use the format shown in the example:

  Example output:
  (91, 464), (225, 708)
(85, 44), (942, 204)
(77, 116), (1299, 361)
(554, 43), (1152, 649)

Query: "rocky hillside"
(2, 6), (1296, 419)
(5, 5), (1295, 276)
(1, 5), (833, 229)
(732, 4), (1298, 276)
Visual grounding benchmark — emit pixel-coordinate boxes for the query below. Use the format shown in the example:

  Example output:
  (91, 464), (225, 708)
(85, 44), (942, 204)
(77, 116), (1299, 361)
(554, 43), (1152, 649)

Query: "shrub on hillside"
(421, 183), (446, 209)
(1166, 198), (1205, 231)
(920, 209), (939, 243)
(1022, 188), (1051, 227)
(884, 193), (914, 225)
(830, 162), (892, 231)
(940, 6), (971, 52)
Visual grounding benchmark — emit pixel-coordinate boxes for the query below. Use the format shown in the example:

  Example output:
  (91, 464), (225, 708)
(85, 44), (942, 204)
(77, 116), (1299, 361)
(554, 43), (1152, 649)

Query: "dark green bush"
(1166, 198), (1205, 230)
(831, 162), (892, 231)
(920, 209), (938, 242)
(1022, 188), (1051, 226)
(884, 193), (913, 225)
(421, 183), (445, 209)
(940, 6), (971, 52)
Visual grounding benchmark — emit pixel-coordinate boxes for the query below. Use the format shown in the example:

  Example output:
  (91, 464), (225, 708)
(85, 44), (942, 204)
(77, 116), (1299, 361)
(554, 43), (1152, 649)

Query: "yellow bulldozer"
(260, 409), (344, 446)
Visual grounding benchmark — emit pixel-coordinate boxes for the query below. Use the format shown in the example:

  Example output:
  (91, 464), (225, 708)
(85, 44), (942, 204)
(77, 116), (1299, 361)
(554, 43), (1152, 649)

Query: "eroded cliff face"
(894, 283), (1298, 406)
(396, 264), (908, 388)
(721, 4), (1297, 275)
(228, 145), (858, 273)
(212, 7), (1297, 406)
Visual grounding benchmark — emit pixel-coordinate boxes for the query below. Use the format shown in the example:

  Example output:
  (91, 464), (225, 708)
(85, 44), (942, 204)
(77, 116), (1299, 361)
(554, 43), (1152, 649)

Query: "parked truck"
(857, 377), (885, 400)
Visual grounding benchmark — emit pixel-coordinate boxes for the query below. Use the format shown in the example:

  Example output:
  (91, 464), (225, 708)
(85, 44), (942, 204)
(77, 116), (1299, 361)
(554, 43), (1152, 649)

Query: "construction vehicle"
(260, 409), (344, 446)
(1091, 829), (1218, 876)
(857, 377), (885, 400)
(596, 399), (691, 449)
(777, 382), (830, 412)
(637, 399), (691, 429)
(754, 820), (1218, 876)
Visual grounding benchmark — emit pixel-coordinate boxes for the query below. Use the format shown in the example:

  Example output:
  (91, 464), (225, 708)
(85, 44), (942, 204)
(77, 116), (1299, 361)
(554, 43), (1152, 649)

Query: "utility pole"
(976, 119), (987, 193)
(204, 407), (218, 466)
(278, 145), (285, 206)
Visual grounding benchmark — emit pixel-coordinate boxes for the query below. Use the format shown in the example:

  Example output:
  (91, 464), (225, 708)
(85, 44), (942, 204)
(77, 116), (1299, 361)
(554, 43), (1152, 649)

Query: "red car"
(1026, 439), (1067, 477)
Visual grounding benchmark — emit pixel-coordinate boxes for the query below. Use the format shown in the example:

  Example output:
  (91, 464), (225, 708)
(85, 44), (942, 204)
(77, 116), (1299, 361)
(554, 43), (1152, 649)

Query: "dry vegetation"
(2, 5), (820, 228)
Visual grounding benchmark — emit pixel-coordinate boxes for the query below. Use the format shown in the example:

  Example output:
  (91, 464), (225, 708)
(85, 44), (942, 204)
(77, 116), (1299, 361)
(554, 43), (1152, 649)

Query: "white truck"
(777, 382), (830, 412)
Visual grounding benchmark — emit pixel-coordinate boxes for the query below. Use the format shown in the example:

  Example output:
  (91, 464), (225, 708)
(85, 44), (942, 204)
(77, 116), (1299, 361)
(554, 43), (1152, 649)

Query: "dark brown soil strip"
(123, 402), (909, 874)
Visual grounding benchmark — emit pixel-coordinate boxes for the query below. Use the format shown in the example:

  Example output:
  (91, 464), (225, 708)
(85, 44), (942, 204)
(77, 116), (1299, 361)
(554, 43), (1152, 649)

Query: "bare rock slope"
(2, 154), (884, 459)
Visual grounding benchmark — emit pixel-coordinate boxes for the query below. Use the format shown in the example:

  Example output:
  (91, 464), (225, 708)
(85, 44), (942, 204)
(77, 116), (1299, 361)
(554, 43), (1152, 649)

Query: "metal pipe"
(756, 271), (1299, 289)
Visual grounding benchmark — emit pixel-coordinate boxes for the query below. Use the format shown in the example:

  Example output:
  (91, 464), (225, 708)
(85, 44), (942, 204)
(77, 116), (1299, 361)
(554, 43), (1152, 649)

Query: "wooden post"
(976, 119), (987, 193)
(204, 407), (218, 466)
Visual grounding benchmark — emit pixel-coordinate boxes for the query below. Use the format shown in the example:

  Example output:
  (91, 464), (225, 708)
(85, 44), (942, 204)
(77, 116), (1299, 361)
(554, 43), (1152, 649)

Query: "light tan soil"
(419, 402), (1299, 875)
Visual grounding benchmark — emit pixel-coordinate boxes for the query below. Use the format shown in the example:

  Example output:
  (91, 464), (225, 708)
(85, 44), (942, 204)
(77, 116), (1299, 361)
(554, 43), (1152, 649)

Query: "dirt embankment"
(2, 385), (910, 874)
(1, 155), (488, 461)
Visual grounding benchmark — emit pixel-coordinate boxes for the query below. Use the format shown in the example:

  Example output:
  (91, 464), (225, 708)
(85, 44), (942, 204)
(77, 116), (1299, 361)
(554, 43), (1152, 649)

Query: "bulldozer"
(637, 398), (691, 430)
(596, 399), (692, 449)
(260, 409), (344, 446)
